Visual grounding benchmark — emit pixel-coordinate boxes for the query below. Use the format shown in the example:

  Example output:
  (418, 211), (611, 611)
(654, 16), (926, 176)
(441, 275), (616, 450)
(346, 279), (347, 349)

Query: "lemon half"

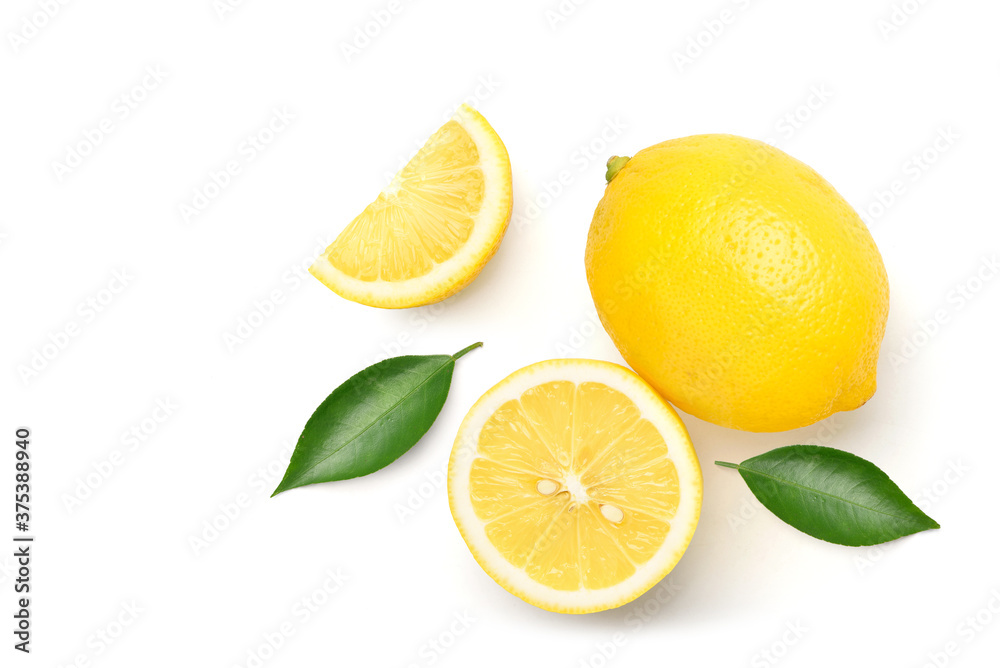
(310, 104), (512, 308)
(448, 359), (702, 614)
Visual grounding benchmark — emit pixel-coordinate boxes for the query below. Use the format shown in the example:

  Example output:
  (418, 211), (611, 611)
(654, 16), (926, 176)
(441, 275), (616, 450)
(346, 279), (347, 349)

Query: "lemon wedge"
(310, 105), (512, 308)
(448, 359), (702, 614)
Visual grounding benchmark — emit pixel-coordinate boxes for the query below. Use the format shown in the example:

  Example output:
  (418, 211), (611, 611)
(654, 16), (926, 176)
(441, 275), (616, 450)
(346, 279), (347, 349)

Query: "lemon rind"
(309, 104), (512, 309)
(448, 359), (703, 614)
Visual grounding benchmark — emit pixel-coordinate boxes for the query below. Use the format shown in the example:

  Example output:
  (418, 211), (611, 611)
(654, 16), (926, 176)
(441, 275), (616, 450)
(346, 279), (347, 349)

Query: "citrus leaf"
(716, 445), (940, 546)
(272, 342), (481, 496)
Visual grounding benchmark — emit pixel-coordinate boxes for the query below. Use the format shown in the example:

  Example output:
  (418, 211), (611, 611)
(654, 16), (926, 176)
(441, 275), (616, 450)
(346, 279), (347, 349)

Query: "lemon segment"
(449, 359), (702, 614)
(310, 105), (512, 308)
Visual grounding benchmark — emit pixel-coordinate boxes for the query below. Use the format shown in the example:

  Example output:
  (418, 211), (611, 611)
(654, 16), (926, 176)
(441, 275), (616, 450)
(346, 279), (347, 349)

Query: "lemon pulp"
(449, 359), (701, 614)
(471, 380), (680, 591)
(309, 104), (512, 309)
(327, 120), (485, 282)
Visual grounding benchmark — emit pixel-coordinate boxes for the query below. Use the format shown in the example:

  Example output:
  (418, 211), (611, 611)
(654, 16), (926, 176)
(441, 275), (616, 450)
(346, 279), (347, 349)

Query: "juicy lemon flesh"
(325, 120), (485, 282)
(469, 381), (680, 592)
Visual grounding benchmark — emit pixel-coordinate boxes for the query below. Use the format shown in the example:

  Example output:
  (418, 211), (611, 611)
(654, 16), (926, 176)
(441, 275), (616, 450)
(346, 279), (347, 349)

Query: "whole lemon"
(585, 134), (889, 432)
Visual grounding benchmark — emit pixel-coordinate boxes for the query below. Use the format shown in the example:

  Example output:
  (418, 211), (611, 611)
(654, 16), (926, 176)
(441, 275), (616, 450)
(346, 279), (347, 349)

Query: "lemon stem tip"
(605, 155), (631, 183)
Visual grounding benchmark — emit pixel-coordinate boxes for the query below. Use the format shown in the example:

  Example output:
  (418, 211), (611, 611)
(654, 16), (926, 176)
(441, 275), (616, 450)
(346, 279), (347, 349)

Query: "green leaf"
(716, 445), (940, 546)
(272, 342), (482, 496)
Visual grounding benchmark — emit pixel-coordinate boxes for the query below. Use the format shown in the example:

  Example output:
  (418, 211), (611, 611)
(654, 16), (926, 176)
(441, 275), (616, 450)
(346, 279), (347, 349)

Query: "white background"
(3, 0), (999, 666)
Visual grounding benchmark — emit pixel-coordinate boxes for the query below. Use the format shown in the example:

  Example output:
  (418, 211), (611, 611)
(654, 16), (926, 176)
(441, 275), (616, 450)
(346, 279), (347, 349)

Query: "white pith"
(309, 104), (511, 308)
(448, 359), (703, 614)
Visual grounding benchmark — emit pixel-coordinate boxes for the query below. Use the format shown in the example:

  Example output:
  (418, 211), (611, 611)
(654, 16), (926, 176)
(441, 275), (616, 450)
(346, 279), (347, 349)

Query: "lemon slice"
(309, 104), (512, 308)
(448, 359), (702, 614)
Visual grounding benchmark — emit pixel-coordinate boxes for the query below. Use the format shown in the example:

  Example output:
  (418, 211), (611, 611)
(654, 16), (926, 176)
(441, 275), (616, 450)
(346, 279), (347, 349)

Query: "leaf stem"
(452, 342), (483, 360)
(715, 461), (740, 469)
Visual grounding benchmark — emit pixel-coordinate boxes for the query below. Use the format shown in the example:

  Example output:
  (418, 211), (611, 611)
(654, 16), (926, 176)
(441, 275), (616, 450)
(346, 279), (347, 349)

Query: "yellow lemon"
(310, 105), (512, 308)
(586, 135), (889, 432)
(448, 359), (702, 614)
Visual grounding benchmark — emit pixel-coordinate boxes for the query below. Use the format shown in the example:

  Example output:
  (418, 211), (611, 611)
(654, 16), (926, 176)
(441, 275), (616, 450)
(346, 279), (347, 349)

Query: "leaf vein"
(742, 466), (917, 523)
(289, 360), (453, 485)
